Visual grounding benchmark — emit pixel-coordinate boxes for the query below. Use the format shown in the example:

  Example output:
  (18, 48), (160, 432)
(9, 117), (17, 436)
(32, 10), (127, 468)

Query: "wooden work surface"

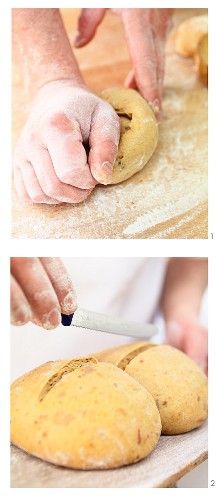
(11, 421), (207, 488)
(12, 9), (208, 239)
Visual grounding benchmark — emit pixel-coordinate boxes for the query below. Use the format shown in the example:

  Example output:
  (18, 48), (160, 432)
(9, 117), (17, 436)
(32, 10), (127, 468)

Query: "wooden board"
(12, 9), (208, 239)
(10, 421), (207, 488)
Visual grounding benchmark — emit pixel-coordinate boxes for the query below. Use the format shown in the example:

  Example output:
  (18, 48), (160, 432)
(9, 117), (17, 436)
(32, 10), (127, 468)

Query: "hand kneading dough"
(95, 343), (208, 435)
(10, 357), (161, 470)
(100, 88), (158, 184)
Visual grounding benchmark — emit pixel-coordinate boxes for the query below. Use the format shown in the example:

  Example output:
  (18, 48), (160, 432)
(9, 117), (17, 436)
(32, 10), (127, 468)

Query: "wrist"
(29, 73), (86, 102)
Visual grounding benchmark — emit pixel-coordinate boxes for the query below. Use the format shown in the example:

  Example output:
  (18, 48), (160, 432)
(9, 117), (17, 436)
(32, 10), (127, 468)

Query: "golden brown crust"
(125, 345), (208, 435)
(11, 357), (161, 469)
(94, 341), (156, 368)
(100, 88), (158, 184)
(94, 343), (208, 435)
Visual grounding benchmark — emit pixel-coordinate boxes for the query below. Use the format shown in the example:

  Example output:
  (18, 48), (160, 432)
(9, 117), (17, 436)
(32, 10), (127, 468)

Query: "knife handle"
(61, 313), (74, 326)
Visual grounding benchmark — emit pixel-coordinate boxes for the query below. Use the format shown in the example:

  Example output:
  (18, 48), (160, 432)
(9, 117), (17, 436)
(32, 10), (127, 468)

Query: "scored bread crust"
(11, 357), (161, 470)
(94, 341), (156, 369)
(95, 342), (208, 435)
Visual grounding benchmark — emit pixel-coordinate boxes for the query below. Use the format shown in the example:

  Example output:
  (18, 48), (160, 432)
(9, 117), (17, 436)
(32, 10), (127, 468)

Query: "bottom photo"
(10, 257), (208, 488)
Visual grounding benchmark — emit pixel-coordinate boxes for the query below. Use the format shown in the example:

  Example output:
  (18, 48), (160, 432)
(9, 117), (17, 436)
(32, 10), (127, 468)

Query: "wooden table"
(12, 8), (208, 239)
(11, 421), (207, 488)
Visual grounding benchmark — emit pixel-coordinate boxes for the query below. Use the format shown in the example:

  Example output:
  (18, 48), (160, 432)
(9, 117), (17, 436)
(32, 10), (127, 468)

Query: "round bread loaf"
(11, 356), (161, 469)
(100, 88), (158, 184)
(95, 343), (208, 435)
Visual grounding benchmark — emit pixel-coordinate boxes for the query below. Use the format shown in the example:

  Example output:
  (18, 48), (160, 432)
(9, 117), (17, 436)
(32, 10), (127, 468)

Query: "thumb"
(164, 320), (185, 350)
(73, 8), (107, 47)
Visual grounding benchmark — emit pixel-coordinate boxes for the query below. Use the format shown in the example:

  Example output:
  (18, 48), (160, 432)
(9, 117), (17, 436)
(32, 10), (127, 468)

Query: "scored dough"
(100, 88), (159, 184)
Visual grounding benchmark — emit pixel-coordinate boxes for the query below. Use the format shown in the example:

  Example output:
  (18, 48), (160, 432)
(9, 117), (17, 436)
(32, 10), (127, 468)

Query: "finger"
(73, 8), (106, 47)
(20, 160), (60, 204)
(40, 258), (77, 314)
(164, 320), (185, 350)
(88, 102), (120, 184)
(124, 69), (138, 90)
(184, 324), (208, 374)
(14, 166), (31, 202)
(10, 275), (32, 325)
(122, 10), (160, 110)
(11, 258), (61, 330)
(29, 145), (92, 204)
(154, 38), (165, 108)
(46, 114), (96, 189)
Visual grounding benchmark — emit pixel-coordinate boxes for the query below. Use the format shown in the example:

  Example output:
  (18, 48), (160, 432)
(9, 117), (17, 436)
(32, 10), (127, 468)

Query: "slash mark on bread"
(38, 357), (97, 402)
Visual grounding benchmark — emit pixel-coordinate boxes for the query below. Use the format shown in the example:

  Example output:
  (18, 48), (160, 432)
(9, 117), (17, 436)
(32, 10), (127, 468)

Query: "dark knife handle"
(61, 313), (74, 326)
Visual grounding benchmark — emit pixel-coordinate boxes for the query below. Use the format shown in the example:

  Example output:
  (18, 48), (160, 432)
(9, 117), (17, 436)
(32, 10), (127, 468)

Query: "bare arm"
(161, 258), (207, 321)
(161, 258), (208, 373)
(12, 8), (84, 99)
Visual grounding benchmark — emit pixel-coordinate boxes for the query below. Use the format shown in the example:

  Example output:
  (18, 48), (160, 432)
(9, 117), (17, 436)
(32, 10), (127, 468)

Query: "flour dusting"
(12, 51), (207, 239)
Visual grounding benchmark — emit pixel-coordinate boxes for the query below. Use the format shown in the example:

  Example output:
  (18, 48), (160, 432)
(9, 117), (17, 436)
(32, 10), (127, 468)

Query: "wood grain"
(10, 421), (207, 488)
(12, 9), (208, 239)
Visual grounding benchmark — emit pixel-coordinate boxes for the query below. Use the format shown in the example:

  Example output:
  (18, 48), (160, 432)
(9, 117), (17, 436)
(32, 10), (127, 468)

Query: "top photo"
(12, 8), (208, 239)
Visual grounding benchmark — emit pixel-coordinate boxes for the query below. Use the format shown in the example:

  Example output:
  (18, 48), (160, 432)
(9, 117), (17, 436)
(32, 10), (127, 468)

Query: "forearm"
(161, 258), (208, 321)
(12, 8), (85, 99)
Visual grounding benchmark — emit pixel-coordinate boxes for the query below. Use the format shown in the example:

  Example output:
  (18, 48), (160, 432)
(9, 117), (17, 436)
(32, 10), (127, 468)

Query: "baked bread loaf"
(95, 341), (156, 369)
(95, 343), (208, 435)
(11, 356), (161, 469)
(100, 88), (158, 184)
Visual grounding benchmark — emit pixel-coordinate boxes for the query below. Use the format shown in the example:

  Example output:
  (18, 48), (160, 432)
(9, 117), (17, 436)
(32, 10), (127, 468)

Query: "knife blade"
(61, 309), (158, 339)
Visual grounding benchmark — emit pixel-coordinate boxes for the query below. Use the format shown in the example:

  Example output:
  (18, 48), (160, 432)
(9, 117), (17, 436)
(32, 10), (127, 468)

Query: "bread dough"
(196, 34), (208, 85)
(100, 88), (158, 184)
(11, 357), (161, 469)
(95, 343), (208, 435)
(174, 15), (208, 57)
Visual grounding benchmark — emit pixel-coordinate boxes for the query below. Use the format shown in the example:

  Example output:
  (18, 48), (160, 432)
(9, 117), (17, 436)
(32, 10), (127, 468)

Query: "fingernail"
(61, 291), (78, 314)
(11, 304), (32, 326)
(42, 308), (61, 330)
(150, 98), (160, 116)
(99, 161), (113, 184)
(73, 31), (85, 47)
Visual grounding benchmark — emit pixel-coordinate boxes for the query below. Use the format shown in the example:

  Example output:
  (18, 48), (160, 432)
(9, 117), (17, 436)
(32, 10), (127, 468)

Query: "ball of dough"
(175, 15), (208, 57)
(196, 33), (208, 85)
(96, 343), (208, 435)
(11, 357), (161, 469)
(100, 88), (158, 184)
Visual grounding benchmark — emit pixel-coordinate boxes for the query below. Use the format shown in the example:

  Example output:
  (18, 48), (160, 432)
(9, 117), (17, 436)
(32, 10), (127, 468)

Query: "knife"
(61, 309), (158, 339)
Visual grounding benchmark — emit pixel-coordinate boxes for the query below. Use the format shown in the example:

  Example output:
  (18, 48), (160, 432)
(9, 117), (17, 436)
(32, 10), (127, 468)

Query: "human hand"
(164, 318), (208, 375)
(10, 257), (77, 329)
(74, 8), (173, 114)
(13, 80), (120, 204)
